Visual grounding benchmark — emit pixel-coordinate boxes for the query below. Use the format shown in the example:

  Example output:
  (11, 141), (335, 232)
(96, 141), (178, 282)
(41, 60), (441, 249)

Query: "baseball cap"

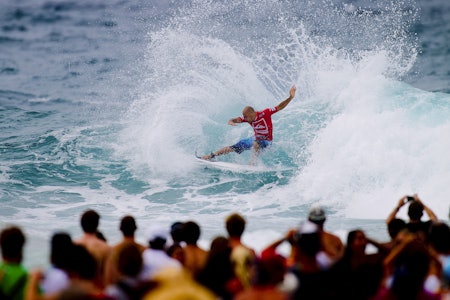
(308, 206), (326, 223)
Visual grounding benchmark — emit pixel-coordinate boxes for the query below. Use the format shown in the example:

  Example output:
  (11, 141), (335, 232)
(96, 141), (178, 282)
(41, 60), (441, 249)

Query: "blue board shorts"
(230, 137), (272, 154)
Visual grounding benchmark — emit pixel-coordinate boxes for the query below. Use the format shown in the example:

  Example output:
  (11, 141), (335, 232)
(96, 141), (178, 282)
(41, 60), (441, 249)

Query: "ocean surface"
(1, 0), (449, 267)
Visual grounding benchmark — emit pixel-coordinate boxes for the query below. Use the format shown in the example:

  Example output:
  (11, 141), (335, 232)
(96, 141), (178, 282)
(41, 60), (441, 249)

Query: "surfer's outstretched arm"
(228, 117), (243, 126)
(276, 85), (296, 111)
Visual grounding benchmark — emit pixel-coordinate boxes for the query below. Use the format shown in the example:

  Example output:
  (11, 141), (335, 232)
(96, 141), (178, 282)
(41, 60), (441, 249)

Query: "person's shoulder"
(93, 237), (111, 250)
(231, 244), (257, 259)
(0, 263), (28, 280)
(185, 244), (208, 256)
(322, 231), (343, 243)
(79, 235), (111, 254)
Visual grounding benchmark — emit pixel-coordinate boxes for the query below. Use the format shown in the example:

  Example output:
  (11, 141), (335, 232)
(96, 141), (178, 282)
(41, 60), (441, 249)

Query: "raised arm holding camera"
(386, 194), (438, 242)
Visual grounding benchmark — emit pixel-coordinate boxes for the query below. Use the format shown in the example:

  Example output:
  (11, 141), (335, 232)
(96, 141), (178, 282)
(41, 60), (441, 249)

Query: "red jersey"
(239, 107), (278, 141)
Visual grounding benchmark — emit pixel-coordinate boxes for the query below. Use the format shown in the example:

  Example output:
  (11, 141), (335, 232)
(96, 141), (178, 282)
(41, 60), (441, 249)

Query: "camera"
(405, 196), (414, 203)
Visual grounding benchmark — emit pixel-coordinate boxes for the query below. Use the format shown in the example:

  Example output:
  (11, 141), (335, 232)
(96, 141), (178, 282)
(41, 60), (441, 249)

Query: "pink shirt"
(239, 107), (278, 141)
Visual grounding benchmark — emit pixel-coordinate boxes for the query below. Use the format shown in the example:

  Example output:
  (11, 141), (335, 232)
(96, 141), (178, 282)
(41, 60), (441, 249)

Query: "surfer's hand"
(228, 119), (237, 126)
(290, 85), (296, 98)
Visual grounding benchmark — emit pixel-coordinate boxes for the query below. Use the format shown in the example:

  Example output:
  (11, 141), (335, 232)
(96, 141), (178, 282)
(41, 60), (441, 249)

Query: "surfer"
(201, 85), (296, 160)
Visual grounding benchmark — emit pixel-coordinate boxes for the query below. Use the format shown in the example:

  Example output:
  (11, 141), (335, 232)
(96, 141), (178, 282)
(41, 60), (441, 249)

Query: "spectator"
(169, 221), (184, 247)
(386, 194), (437, 242)
(74, 209), (111, 288)
(428, 222), (450, 292)
(140, 225), (182, 280)
(39, 232), (73, 296)
(307, 206), (345, 263)
(261, 228), (297, 267)
(374, 238), (440, 300)
(105, 243), (156, 300)
(260, 229), (300, 296)
(181, 221), (208, 277)
(380, 218), (407, 251)
(27, 244), (111, 300)
(225, 213), (256, 289)
(104, 215), (146, 286)
(0, 226), (28, 300)
(166, 244), (185, 265)
(290, 221), (334, 300)
(196, 236), (243, 300)
(330, 229), (385, 300)
(235, 254), (289, 300)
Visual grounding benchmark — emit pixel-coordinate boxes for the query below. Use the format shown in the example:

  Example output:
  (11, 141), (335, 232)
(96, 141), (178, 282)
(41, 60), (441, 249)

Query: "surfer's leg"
(253, 140), (271, 155)
(253, 141), (261, 154)
(250, 140), (271, 165)
(202, 137), (254, 160)
(230, 137), (254, 154)
(201, 146), (234, 160)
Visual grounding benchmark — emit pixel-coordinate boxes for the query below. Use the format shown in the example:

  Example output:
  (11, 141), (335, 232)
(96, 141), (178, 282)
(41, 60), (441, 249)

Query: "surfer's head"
(242, 106), (256, 122)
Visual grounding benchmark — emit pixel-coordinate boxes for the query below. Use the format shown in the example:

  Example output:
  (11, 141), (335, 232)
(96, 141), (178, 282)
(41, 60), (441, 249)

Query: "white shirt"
(140, 248), (181, 279)
(40, 267), (70, 295)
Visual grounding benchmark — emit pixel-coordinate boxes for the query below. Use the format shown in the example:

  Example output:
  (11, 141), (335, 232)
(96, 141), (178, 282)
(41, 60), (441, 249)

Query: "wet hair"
(182, 221), (201, 244)
(0, 226), (26, 262)
(225, 213), (246, 238)
(80, 210), (100, 233)
(120, 215), (137, 237)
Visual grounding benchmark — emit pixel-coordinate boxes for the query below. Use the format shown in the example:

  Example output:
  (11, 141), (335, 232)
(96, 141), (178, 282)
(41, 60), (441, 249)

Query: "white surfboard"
(195, 156), (292, 173)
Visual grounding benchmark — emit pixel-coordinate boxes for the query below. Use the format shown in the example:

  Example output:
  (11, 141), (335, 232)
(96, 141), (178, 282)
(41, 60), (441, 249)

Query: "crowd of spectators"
(0, 194), (449, 299)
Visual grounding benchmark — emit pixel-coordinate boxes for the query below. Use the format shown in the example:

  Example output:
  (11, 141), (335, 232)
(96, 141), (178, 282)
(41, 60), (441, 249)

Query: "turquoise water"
(1, 0), (449, 267)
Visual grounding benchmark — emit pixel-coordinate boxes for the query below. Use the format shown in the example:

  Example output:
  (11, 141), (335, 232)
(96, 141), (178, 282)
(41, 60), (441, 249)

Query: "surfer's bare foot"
(202, 152), (215, 160)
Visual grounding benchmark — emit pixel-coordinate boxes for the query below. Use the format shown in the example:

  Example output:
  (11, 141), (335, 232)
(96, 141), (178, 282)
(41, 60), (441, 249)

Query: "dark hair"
(296, 231), (321, 257)
(182, 221), (201, 244)
(407, 201), (424, 221)
(149, 238), (166, 250)
(428, 222), (450, 254)
(120, 215), (137, 237)
(80, 210), (100, 233)
(255, 255), (286, 286)
(225, 213), (246, 238)
(196, 236), (234, 299)
(170, 222), (184, 244)
(0, 226), (26, 262)
(387, 218), (407, 239)
(50, 232), (73, 270)
(67, 245), (97, 280)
